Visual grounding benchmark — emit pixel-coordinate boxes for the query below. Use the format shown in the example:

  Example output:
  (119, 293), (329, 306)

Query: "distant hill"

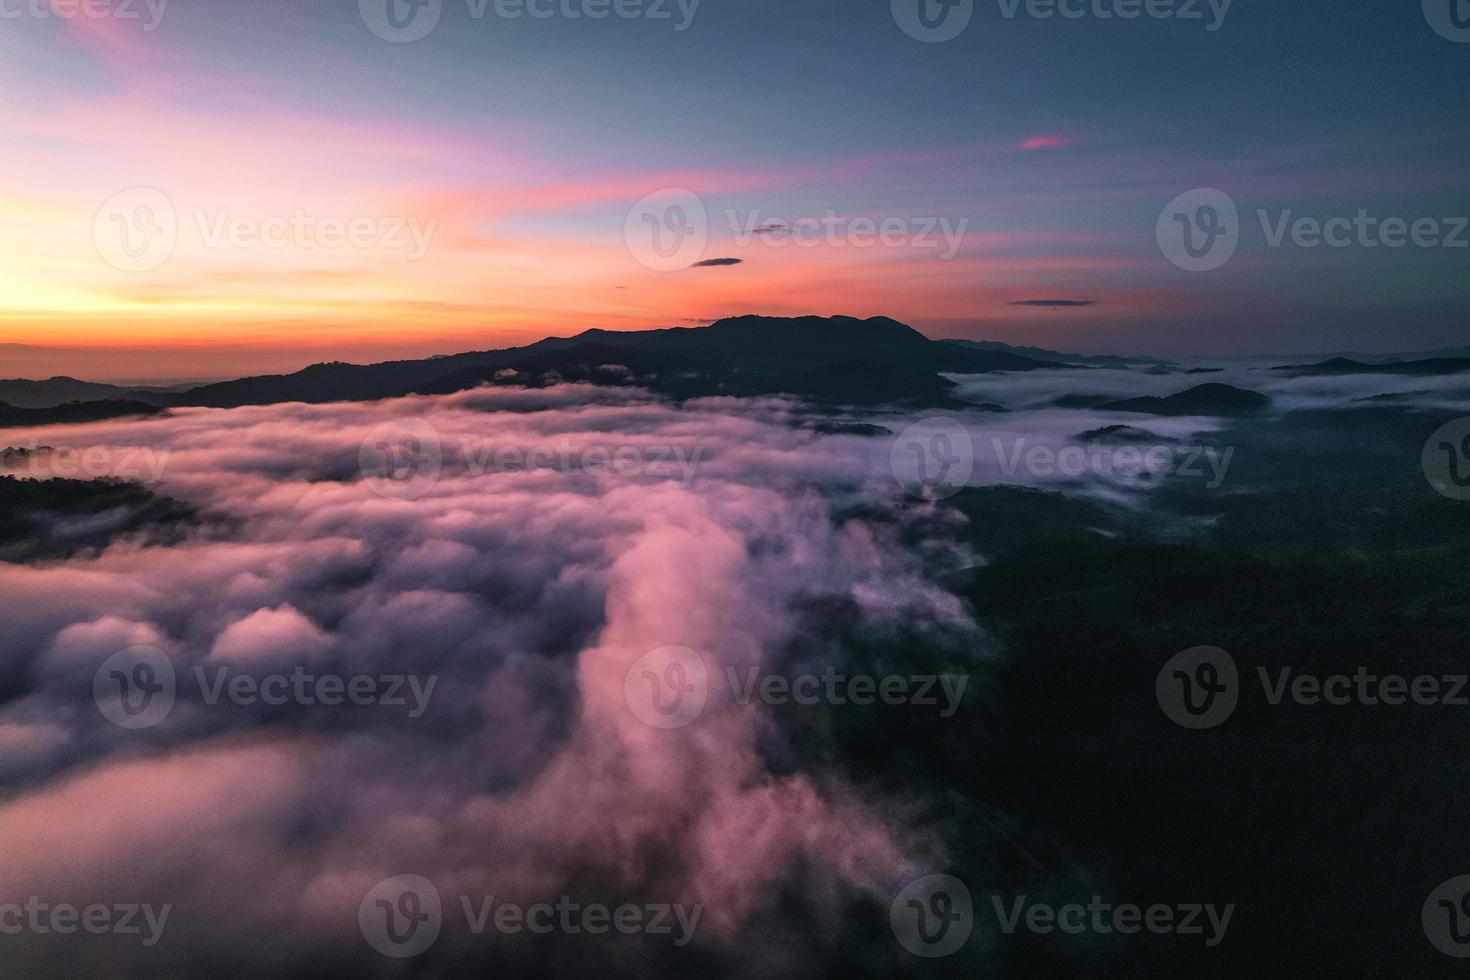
(0, 400), (166, 426)
(173, 315), (1059, 411)
(940, 338), (1171, 368)
(0, 377), (178, 410)
(1100, 383), (1271, 417)
(1075, 424), (1171, 444)
(1271, 356), (1470, 377)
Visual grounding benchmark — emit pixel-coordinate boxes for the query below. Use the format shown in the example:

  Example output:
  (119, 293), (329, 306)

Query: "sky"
(0, 0), (1467, 382)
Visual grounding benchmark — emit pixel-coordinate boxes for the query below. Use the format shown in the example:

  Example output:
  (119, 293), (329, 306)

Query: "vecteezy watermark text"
(93, 188), (437, 273)
(93, 646), (438, 729)
(891, 0), (1231, 43)
(196, 666), (437, 718)
(992, 894), (1233, 946)
(358, 876), (701, 958)
(1157, 646), (1470, 729)
(0, 899), (171, 947)
(991, 436), (1235, 488)
(624, 189), (969, 272)
(360, 418), (705, 500)
(887, 874), (1233, 958)
(623, 646), (969, 730)
(0, 0), (167, 30)
(358, 0), (700, 43)
(1158, 188), (1470, 272)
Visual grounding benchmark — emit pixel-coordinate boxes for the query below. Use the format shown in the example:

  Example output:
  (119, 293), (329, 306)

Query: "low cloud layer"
(0, 384), (978, 977)
(3, 371), (1463, 975)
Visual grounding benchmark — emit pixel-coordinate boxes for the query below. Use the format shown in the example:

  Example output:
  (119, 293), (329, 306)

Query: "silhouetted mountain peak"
(81, 314), (1064, 413)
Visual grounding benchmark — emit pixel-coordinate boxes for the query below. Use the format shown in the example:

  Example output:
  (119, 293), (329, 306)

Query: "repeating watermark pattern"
(891, 416), (975, 500)
(1156, 646), (1238, 729)
(359, 876), (702, 958)
(360, 876), (442, 958)
(0, 0), (168, 30)
(1424, 875), (1470, 957)
(623, 646), (709, 730)
(0, 441), (171, 486)
(359, 0), (699, 43)
(1257, 667), (1470, 709)
(623, 647), (969, 729)
(93, 647), (438, 729)
(1156, 188), (1239, 273)
(360, 418), (444, 501)
(1160, 188), (1470, 272)
(359, 417), (705, 501)
(890, 875), (974, 958)
(1258, 210), (1469, 252)
(190, 209), (436, 260)
(93, 188), (177, 274)
(1159, 647), (1470, 729)
(623, 190), (969, 271)
(195, 666), (437, 718)
(892, 0), (1231, 42)
(0, 899), (171, 947)
(992, 895), (1233, 946)
(624, 188), (708, 272)
(1423, 0), (1470, 42)
(889, 875), (1232, 957)
(1423, 418), (1470, 501)
(93, 646), (177, 730)
(93, 189), (438, 272)
(990, 437), (1234, 488)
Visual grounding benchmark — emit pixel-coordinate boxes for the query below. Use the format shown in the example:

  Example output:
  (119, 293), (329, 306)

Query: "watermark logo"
(1157, 188), (1238, 272)
(360, 418), (444, 501)
(93, 646), (176, 730)
(1424, 0), (1470, 42)
(624, 188), (708, 272)
(623, 654), (969, 729)
(890, 874), (973, 957)
(1165, 652), (1470, 723)
(1425, 875), (1470, 957)
(891, 417), (975, 500)
(623, 645), (708, 729)
(891, 0), (974, 42)
(95, 192), (437, 272)
(1156, 646), (1238, 729)
(1424, 418), (1470, 501)
(1162, 193), (1469, 272)
(360, 880), (701, 955)
(359, 0), (443, 42)
(360, 875), (443, 958)
(624, 194), (968, 270)
(93, 187), (177, 273)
